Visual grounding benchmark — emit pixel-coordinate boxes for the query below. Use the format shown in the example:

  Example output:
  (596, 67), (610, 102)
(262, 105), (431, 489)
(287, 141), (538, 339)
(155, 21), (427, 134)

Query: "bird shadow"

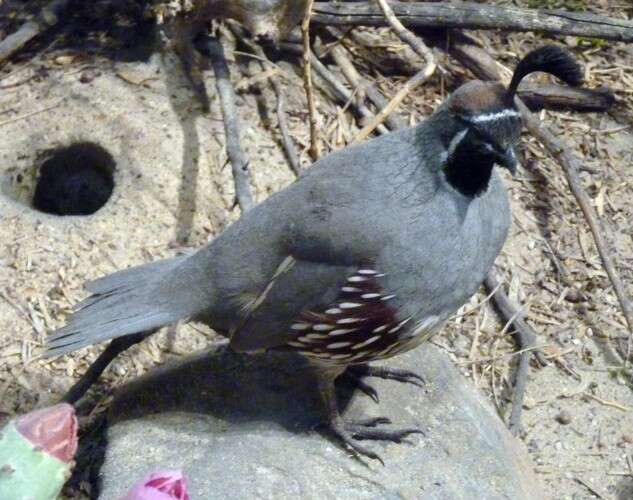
(70, 345), (360, 498)
(107, 344), (355, 431)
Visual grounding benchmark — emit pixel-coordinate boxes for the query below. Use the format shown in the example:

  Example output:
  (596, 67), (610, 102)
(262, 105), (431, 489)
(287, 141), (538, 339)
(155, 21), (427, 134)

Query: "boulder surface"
(100, 343), (545, 499)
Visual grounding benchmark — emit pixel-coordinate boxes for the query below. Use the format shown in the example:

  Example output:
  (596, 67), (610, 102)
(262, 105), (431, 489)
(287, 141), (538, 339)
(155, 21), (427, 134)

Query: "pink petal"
(121, 484), (174, 500)
(14, 403), (78, 463)
(121, 470), (189, 500)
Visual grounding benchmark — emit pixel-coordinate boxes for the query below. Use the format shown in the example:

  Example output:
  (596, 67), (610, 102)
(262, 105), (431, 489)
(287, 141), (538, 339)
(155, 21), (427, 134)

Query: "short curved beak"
(498, 147), (518, 175)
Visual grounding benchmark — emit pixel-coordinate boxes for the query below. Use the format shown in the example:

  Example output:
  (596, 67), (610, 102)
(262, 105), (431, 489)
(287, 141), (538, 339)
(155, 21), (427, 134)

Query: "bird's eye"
(471, 125), (504, 153)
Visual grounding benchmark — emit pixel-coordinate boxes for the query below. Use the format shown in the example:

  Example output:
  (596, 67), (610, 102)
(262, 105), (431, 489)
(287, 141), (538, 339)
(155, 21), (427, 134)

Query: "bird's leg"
(60, 331), (151, 405)
(340, 364), (425, 404)
(317, 370), (423, 463)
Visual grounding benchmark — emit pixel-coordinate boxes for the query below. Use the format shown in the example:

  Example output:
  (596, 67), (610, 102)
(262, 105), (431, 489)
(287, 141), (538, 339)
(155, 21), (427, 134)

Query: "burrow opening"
(31, 142), (116, 216)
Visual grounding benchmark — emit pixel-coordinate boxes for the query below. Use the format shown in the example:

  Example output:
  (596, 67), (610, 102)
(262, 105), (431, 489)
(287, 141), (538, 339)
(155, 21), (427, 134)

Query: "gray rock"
(100, 344), (544, 499)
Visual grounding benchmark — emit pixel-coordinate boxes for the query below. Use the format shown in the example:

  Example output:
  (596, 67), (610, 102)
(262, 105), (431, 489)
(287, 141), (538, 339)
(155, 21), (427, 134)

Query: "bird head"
(440, 45), (583, 196)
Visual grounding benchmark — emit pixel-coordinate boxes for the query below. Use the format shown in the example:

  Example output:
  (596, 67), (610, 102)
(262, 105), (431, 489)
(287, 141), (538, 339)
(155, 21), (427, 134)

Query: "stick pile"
(1, 0), (631, 435)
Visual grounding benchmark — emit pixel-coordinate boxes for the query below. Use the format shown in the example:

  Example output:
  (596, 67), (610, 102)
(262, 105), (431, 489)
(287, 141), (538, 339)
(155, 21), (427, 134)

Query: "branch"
(196, 35), (254, 212)
(0, 0), (71, 64)
(302, 0), (321, 160)
(518, 84), (615, 113)
(239, 35), (303, 177)
(312, 1), (633, 42)
(484, 271), (547, 435)
(60, 332), (150, 405)
(518, 99), (633, 359)
(353, 0), (436, 142)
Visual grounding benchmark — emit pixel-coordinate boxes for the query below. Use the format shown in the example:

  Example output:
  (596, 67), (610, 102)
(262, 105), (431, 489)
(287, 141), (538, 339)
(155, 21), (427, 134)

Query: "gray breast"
(378, 168), (510, 334)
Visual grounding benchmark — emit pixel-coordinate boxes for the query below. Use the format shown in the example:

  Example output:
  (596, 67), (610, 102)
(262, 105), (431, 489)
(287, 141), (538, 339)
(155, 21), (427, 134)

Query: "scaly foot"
(341, 364), (426, 404)
(318, 371), (424, 463)
(326, 415), (424, 464)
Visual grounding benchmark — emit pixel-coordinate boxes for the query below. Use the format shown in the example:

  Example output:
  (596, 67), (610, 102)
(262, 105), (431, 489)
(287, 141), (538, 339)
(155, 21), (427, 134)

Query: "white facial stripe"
(448, 128), (468, 156)
(470, 109), (520, 123)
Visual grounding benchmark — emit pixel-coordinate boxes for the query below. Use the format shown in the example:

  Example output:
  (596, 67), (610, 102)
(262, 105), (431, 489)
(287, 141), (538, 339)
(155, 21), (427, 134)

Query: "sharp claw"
(346, 441), (385, 465)
(328, 423), (385, 463)
(366, 386), (380, 404)
(355, 380), (380, 403)
(367, 367), (426, 387)
(338, 370), (380, 403)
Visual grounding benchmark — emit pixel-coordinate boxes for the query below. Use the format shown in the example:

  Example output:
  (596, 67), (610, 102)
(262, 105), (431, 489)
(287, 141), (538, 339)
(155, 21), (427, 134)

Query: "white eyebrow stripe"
(470, 109), (521, 123)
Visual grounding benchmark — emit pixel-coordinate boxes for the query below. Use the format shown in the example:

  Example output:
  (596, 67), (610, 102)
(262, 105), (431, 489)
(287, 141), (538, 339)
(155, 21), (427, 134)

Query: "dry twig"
(271, 72), (302, 176)
(353, 0), (436, 142)
(196, 35), (254, 212)
(518, 85), (615, 114)
(485, 271), (547, 435)
(61, 332), (150, 405)
(236, 33), (302, 176)
(281, 42), (389, 135)
(302, 0), (320, 160)
(327, 35), (406, 131)
(0, 100), (63, 128)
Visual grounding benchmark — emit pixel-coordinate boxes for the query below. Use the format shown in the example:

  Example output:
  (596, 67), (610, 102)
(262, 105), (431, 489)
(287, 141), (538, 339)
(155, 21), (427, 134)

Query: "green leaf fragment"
(0, 423), (71, 500)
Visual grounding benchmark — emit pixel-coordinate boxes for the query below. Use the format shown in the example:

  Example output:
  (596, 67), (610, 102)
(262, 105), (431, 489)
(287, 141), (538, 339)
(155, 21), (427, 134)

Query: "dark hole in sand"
(32, 142), (115, 216)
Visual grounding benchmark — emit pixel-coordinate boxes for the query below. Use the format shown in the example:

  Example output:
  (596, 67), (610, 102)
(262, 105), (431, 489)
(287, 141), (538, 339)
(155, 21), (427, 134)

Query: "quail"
(47, 46), (583, 460)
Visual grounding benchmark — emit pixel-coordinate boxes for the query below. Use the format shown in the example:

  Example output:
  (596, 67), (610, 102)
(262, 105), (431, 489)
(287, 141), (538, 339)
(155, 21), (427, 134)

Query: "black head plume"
(506, 45), (583, 104)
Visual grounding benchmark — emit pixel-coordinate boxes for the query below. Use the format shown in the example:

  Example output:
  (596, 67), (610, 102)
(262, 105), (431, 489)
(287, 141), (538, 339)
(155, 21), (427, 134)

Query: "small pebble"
(564, 289), (584, 303)
(523, 396), (537, 409)
(79, 70), (98, 84)
(53, 54), (74, 66)
(556, 409), (572, 425)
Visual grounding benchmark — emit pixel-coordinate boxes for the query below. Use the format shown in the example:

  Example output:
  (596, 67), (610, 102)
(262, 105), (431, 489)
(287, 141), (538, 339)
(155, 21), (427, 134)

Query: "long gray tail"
(46, 255), (189, 357)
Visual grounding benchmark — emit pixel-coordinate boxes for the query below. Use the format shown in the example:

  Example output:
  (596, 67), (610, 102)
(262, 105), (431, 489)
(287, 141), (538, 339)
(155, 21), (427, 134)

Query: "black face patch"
(444, 129), (496, 197)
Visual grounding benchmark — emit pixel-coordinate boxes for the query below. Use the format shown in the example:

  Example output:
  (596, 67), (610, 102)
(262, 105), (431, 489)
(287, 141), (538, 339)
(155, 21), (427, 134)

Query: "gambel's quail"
(47, 46), (583, 460)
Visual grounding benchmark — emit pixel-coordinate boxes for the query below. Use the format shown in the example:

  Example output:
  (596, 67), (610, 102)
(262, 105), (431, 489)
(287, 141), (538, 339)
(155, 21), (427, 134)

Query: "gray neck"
(425, 107), (468, 156)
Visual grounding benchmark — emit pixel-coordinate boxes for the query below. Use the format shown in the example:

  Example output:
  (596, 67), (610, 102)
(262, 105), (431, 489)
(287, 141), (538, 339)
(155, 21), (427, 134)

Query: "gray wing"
(229, 257), (412, 369)
(229, 257), (354, 352)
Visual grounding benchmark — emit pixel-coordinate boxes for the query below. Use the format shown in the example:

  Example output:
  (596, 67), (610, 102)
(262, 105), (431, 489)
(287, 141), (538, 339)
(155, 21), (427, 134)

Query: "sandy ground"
(1, 1), (633, 498)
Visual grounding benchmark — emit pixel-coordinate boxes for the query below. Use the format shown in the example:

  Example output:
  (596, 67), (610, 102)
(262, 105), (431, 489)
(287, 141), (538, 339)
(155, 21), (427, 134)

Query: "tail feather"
(85, 254), (188, 295)
(46, 256), (189, 357)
